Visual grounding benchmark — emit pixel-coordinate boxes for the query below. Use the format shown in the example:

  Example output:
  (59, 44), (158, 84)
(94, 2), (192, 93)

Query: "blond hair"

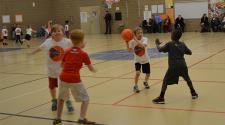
(51, 24), (64, 33)
(133, 27), (143, 35)
(70, 29), (84, 45)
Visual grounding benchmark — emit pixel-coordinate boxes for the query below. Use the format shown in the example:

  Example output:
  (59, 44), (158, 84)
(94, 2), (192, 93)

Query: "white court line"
(0, 87), (47, 104)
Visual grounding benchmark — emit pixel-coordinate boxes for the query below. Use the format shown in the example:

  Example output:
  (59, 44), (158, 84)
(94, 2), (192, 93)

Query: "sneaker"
(133, 85), (140, 93)
(191, 92), (198, 99)
(78, 118), (96, 124)
(51, 99), (57, 111)
(143, 82), (150, 89)
(66, 100), (74, 113)
(53, 119), (61, 125)
(152, 97), (165, 104)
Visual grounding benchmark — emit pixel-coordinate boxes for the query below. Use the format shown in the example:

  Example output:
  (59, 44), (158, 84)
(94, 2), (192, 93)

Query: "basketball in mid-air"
(121, 28), (133, 42)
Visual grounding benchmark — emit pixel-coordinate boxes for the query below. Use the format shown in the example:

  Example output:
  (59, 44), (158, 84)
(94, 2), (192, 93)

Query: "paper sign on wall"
(80, 12), (88, 23)
(144, 11), (152, 21)
(158, 4), (164, 13)
(144, 5), (149, 11)
(2, 15), (10, 23)
(151, 5), (158, 13)
(15, 14), (23, 23)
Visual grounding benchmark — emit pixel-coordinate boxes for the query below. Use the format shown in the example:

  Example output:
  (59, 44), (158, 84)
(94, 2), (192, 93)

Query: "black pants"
(159, 66), (195, 98)
(16, 35), (22, 44)
(105, 21), (111, 34)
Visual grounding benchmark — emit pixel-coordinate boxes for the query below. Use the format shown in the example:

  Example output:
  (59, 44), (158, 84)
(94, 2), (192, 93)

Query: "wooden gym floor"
(0, 32), (225, 125)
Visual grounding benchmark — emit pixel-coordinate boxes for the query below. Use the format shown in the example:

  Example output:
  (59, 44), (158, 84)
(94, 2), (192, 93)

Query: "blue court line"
(0, 48), (23, 52)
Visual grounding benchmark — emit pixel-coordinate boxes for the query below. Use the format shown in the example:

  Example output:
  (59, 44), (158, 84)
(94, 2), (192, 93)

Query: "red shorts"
(48, 77), (58, 89)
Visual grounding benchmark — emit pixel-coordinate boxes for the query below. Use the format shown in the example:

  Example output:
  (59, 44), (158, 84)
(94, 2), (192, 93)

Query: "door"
(80, 6), (101, 34)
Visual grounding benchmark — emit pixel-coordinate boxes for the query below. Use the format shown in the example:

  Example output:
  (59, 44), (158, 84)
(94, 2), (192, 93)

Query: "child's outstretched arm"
(183, 43), (192, 55)
(125, 42), (132, 52)
(87, 64), (97, 73)
(30, 48), (41, 55)
(155, 38), (169, 53)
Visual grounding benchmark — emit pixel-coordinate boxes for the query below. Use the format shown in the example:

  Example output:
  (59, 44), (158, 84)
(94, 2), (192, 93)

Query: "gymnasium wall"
(0, 0), (52, 29)
(174, 0), (209, 31)
(52, 0), (164, 33)
(0, 0), (215, 33)
(51, 0), (104, 33)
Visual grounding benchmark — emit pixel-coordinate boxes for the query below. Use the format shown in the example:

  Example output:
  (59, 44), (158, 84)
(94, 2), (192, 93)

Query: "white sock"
(79, 117), (84, 120)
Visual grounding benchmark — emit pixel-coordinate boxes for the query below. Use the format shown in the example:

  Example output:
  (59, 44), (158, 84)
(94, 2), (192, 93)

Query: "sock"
(79, 117), (85, 120)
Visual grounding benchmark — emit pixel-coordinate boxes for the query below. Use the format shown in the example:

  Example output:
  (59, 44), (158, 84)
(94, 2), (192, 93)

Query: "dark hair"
(171, 29), (182, 41)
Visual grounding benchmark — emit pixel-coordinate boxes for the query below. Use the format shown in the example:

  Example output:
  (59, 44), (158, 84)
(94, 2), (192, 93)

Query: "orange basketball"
(121, 28), (133, 42)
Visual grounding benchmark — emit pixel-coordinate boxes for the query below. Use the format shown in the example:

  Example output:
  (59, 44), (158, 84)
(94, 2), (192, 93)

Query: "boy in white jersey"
(1, 26), (8, 46)
(15, 25), (23, 45)
(126, 27), (151, 93)
(30, 24), (74, 112)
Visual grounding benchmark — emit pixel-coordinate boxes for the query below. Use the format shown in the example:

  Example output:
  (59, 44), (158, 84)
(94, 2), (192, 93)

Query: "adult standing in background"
(104, 10), (112, 34)
(175, 15), (185, 32)
(163, 16), (171, 33)
(200, 13), (210, 32)
(154, 15), (163, 33)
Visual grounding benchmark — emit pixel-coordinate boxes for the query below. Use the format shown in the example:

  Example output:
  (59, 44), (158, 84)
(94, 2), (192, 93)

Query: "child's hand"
(155, 38), (162, 45)
(91, 69), (97, 73)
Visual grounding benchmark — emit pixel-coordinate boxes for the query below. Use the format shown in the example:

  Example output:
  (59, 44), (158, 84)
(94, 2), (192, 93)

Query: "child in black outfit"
(152, 29), (198, 104)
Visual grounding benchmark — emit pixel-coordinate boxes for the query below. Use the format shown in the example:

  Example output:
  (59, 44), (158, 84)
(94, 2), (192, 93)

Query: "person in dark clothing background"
(200, 13), (210, 32)
(211, 15), (221, 32)
(175, 15), (185, 32)
(104, 10), (112, 34)
(152, 29), (198, 104)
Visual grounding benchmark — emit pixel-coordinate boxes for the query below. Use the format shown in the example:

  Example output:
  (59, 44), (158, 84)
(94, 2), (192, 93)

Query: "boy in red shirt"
(53, 29), (96, 125)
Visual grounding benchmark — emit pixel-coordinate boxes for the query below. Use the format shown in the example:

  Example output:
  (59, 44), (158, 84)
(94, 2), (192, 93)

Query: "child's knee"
(136, 71), (141, 76)
(146, 73), (150, 77)
(48, 77), (58, 89)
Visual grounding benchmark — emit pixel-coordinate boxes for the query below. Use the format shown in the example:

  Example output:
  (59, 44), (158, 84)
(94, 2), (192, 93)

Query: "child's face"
(134, 30), (143, 40)
(52, 28), (64, 41)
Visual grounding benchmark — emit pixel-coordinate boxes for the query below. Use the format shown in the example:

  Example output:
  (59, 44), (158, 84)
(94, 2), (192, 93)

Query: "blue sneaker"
(51, 99), (57, 111)
(66, 100), (74, 113)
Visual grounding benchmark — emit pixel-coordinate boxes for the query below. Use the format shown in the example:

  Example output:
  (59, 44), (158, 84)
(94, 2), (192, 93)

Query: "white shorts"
(58, 80), (89, 102)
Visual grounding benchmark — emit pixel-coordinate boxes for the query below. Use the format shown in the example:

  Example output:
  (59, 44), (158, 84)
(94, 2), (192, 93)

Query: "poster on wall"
(158, 4), (164, 13)
(80, 12), (88, 23)
(151, 5), (158, 13)
(2, 15), (10, 23)
(144, 11), (152, 21)
(15, 14), (23, 23)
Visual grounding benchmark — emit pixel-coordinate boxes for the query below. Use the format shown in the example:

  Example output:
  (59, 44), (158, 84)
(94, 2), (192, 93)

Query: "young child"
(30, 24), (74, 112)
(53, 29), (96, 125)
(126, 27), (150, 93)
(152, 29), (198, 104)
(23, 25), (36, 48)
(15, 25), (23, 45)
(2, 26), (8, 46)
